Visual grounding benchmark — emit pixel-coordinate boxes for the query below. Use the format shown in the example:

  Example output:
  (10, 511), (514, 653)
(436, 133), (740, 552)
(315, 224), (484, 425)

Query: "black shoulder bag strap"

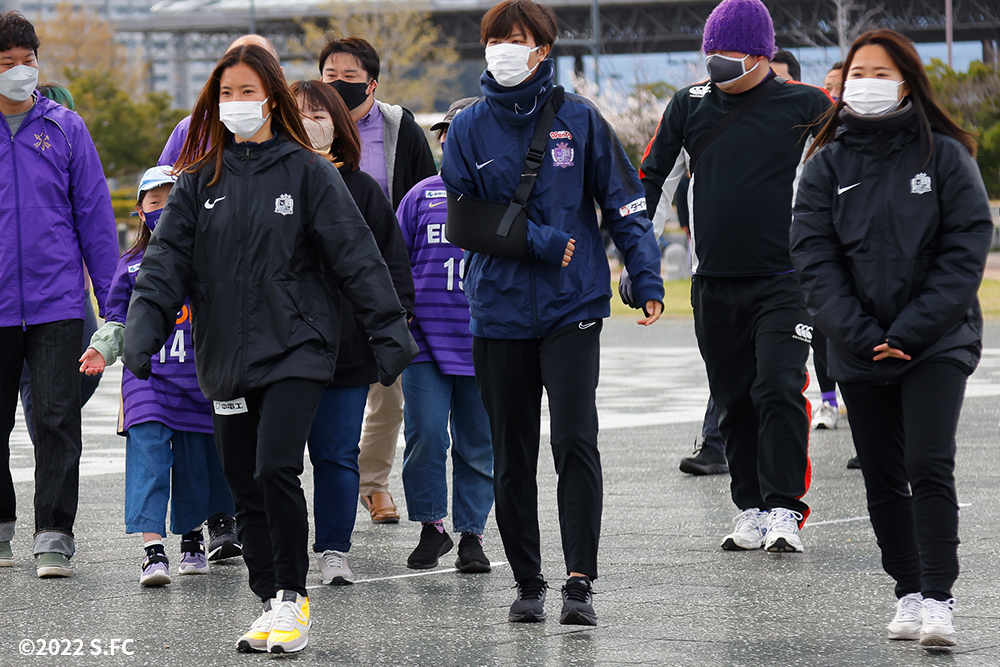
(496, 85), (565, 236)
(688, 75), (785, 173)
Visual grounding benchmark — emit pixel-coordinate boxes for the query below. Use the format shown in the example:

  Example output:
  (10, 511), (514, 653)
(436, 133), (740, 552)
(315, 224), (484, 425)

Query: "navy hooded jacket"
(441, 61), (664, 339)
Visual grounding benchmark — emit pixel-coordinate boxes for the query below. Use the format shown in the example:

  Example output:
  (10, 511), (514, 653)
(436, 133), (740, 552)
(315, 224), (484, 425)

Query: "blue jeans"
(124, 421), (234, 536)
(401, 363), (494, 534)
(307, 384), (370, 553)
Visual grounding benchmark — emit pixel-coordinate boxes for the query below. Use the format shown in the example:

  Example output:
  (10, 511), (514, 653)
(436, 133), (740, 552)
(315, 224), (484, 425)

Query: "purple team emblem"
(551, 142), (575, 168)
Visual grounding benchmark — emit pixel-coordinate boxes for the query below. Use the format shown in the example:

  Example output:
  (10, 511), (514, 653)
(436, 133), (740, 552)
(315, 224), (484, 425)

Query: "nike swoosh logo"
(204, 196), (226, 209)
(476, 159), (494, 170)
(837, 183), (860, 195)
(428, 201), (446, 208)
(579, 321), (596, 330)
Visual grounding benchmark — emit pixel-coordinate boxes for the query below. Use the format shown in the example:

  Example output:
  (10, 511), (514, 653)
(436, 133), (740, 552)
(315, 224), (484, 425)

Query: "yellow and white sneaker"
(267, 590), (311, 654)
(236, 598), (275, 653)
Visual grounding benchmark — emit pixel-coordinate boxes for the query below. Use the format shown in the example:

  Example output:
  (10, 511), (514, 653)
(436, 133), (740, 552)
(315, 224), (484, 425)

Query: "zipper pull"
(244, 146), (251, 160)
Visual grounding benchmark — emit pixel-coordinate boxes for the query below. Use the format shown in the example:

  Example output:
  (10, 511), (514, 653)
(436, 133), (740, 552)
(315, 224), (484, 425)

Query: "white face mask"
(842, 78), (905, 116)
(485, 43), (541, 87)
(302, 116), (335, 153)
(219, 97), (271, 139)
(0, 64), (39, 103)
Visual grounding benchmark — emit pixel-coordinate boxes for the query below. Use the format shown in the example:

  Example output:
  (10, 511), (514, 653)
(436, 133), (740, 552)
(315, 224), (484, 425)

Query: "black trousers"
(473, 319), (603, 582)
(692, 274), (812, 518)
(810, 327), (836, 394)
(212, 378), (324, 600)
(1, 320), (84, 551)
(840, 361), (966, 601)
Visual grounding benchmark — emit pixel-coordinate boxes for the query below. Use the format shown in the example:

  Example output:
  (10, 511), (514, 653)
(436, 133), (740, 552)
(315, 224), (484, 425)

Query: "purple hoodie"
(0, 94), (118, 327)
(105, 249), (213, 434)
(396, 174), (474, 376)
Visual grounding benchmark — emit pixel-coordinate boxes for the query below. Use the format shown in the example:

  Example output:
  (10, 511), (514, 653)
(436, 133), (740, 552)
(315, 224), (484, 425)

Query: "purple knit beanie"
(702, 0), (777, 58)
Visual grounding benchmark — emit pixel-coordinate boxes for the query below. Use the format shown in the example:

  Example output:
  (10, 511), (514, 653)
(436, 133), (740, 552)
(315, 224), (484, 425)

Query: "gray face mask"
(705, 53), (760, 85)
(0, 64), (39, 103)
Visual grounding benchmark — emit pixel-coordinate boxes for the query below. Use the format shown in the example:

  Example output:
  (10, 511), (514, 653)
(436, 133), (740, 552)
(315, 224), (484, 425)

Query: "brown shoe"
(361, 492), (400, 524)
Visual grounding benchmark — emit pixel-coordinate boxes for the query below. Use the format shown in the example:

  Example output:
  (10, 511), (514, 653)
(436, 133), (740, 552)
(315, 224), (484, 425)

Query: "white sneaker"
(811, 401), (840, 429)
(318, 549), (354, 585)
(267, 590), (311, 654)
(887, 592), (923, 640)
(720, 508), (768, 550)
(236, 598), (275, 653)
(920, 598), (956, 648)
(764, 508), (804, 553)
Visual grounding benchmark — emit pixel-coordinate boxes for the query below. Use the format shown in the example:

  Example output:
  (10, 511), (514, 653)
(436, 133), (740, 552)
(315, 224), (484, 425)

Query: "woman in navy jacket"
(790, 30), (992, 650)
(441, 0), (664, 627)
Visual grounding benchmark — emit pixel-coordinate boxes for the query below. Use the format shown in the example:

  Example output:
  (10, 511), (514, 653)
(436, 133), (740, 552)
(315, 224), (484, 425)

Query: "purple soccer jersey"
(105, 250), (213, 434)
(397, 174), (474, 376)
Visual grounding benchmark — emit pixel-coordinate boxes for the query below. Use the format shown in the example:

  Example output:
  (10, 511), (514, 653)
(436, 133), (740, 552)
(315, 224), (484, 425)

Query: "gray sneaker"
(318, 550), (354, 585)
(36, 552), (73, 578)
(0, 540), (13, 567)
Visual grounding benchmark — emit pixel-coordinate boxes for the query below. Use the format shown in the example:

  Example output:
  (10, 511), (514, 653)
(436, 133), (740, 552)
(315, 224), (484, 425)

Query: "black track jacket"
(640, 72), (831, 276)
(790, 104), (993, 384)
(124, 134), (417, 400)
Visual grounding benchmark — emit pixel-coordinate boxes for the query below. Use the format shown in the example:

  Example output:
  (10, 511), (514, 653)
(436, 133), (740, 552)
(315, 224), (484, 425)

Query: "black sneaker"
(847, 456), (862, 470)
(454, 533), (491, 573)
(509, 575), (547, 622)
(560, 576), (598, 626)
(207, 513), (243, 561)
(406, 523), (454, 569)
(679, 441), (729, 476)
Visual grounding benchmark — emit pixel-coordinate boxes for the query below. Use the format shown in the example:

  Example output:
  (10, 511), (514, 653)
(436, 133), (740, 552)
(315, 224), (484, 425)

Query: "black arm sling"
(687, 75), (785, 173)
(445, 86), (565, 259)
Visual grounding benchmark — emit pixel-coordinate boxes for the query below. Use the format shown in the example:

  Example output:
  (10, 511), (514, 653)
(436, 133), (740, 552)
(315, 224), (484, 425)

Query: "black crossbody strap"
(497, 85), (565, 236)
(688, 75), (785, 173)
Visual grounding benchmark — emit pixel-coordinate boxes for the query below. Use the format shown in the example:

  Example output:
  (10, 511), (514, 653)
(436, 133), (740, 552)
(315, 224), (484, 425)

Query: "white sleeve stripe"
(652, 149), (689, 239)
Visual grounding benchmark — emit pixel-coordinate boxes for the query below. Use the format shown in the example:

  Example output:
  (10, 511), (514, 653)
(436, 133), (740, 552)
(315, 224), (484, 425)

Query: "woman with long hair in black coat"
(790, 29), (993, 650)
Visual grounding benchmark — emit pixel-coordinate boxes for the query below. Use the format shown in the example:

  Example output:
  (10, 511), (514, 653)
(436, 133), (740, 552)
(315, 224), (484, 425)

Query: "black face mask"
(329, 80), (371, 111)
(705, 53), (759, 85)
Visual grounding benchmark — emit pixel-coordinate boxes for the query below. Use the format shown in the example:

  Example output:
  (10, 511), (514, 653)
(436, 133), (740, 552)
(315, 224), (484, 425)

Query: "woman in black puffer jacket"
(124, 46), (416, 654)
(790, 29), (992, 651)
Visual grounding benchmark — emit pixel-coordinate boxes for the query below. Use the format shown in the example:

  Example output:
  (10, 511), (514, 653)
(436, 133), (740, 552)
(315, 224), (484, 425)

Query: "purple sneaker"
(178, 532), (209, 575)
(140, 551), (171, 587)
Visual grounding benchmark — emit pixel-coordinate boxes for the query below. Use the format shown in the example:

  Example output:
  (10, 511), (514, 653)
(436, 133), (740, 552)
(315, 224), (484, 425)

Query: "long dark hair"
(174, 44), (315, 185)
(291, 80), (362, 171)
(806, 29), (976, 163)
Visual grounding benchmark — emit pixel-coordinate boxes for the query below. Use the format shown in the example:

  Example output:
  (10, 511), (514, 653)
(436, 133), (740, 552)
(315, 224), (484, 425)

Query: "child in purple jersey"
(79, 166), (237, 587)
(398, 98), (495, 572)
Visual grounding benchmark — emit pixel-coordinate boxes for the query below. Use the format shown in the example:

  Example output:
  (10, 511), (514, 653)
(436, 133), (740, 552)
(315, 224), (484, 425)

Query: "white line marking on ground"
(808, 503), (971, 528)
(305, 561), (509, 590)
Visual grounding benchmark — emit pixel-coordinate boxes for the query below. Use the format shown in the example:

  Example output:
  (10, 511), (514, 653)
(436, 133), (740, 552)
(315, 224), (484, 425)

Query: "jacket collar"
(223, 132), (300, 172)
(481, 60), (555, 126)
(835, 99), (919, 154)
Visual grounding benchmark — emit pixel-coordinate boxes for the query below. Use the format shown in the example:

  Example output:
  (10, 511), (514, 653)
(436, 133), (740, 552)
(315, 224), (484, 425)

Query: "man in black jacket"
(319, 36), (437, 525)
(640, 0), (831, 553)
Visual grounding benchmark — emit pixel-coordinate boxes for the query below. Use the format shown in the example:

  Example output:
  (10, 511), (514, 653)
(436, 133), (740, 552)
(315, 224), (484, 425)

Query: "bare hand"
(872, 342), (911, 362)
(562, 238), (576, 267)
(79, 347), (106, 375)
(637, 300), (663, 326)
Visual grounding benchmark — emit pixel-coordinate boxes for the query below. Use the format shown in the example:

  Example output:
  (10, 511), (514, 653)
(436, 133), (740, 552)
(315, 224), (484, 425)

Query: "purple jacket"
(397, 175), (474, 376)
(106, 249), (213, 434)
(157, 115), (191, 167)
(0, 94), (118, 327)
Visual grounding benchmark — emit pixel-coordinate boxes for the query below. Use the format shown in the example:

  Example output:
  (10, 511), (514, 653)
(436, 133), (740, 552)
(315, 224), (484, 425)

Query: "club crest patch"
(551, 142), (575, 169)
(274, 193), (294, 216)
(34, 132), (51, 151)
(910, 172), (932, 195)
